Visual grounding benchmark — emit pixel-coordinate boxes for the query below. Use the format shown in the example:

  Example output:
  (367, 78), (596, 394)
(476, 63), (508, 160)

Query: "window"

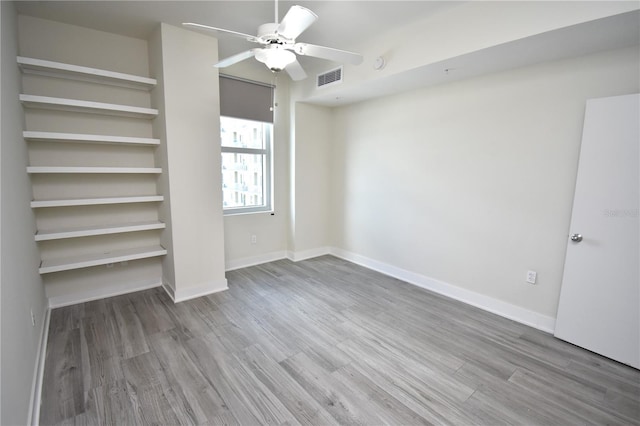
(221, 116), (272, 213)
(219, 75), (274, 215)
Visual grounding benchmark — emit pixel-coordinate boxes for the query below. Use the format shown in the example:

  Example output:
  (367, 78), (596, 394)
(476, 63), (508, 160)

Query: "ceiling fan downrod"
(274, 0), (279, 25)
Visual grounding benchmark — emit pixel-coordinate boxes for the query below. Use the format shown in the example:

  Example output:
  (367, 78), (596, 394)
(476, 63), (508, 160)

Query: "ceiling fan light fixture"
(255, 46), (296, 72)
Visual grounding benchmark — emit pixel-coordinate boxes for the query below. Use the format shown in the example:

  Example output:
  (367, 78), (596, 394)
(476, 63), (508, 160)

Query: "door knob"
(570, 233), (583, 242)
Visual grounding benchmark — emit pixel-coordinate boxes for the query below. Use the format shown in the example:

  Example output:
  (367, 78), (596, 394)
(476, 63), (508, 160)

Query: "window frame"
(221, 117), (273, 215)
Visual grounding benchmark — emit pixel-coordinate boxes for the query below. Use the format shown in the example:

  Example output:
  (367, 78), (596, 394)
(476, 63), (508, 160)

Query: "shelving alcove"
(19, 56), (167, 278)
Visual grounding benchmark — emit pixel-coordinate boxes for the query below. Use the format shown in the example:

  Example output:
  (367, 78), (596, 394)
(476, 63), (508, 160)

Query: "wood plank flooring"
(39, 255), (640, 425)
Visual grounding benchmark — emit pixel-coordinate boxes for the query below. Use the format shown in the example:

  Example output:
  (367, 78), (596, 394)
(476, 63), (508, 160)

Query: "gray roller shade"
(219, 75), (274, 123)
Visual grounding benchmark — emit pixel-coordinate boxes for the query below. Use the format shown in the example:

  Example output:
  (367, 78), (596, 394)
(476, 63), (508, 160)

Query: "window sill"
(223, 208), (274, 217)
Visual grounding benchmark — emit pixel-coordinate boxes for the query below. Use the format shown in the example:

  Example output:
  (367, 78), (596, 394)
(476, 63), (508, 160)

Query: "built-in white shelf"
(31, 195), (164, 208)
(17, 56), (157, 90)
(19, 54), (166, 287)
(35, 221), (166, 241)
(39, 245), (167, 274)
(27, 166), (162, 174)
(20, 94), (158, 119)
(23, 131), (160, 146)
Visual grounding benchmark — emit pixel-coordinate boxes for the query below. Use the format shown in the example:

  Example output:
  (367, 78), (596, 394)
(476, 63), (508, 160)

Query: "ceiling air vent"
(317, 67), (343, 88)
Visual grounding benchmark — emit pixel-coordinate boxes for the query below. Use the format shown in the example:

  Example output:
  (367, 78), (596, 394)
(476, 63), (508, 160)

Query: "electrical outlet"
(526, 270), (537, 284)
(251, 234), (257, 244)
(30, 308), (36, 327)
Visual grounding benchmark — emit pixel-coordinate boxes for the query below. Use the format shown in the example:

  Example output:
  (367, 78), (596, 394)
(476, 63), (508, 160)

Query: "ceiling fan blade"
(294, 43), (363, 65)
(276, 5), (318, 40)
(183, 23), (260, 43)
(285, 59), (307, 81)
(215, 50), (257, 68)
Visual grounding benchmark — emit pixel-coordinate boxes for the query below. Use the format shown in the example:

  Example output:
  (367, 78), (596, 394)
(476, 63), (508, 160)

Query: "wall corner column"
(149, 23), (227, 301)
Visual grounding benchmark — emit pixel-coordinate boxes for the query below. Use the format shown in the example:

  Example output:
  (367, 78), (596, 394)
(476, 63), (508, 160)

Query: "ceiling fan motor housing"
(258, 23), (292, 45)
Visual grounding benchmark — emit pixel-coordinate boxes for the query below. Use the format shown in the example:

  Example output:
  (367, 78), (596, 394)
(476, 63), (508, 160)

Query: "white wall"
(290, 102), (332, 256)
(1, 3), (48, 425)
(224, 91), (332, 265)
(151, 23), (227, 300)
(329, 46), (639, 320)
(149, 25), (176, 290)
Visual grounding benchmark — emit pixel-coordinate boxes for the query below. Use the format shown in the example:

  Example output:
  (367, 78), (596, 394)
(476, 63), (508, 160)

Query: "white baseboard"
(28, 306), (51, 426)
(224, 247), (331, 271)
(286, 246), (331, 262)
(48, 278), (162, 309)
(162, 278), (229, 303)
(225, 251), (288, 271)
(49, 278), (162, 309)
(329, 247), (556, 334)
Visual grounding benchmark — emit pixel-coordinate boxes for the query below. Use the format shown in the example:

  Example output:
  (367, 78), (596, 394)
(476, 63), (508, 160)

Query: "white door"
(554, 93), (639, 369)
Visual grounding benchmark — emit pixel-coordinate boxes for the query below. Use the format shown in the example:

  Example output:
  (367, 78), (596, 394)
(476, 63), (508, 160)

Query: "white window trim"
(221, 120), (272, 215)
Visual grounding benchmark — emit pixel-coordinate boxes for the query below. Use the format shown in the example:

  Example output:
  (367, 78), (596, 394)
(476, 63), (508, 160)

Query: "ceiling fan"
(183, 0), (363, 81)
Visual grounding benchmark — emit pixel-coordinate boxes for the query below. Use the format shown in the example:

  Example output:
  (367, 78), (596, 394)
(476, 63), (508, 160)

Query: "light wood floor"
(40, 255), (640, 425)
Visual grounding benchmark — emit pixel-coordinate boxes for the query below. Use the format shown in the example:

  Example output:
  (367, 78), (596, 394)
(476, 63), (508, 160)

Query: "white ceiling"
(13, 1), (639, 106)
(307, 9), (640, 106)
(14, 1), (461, 60)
